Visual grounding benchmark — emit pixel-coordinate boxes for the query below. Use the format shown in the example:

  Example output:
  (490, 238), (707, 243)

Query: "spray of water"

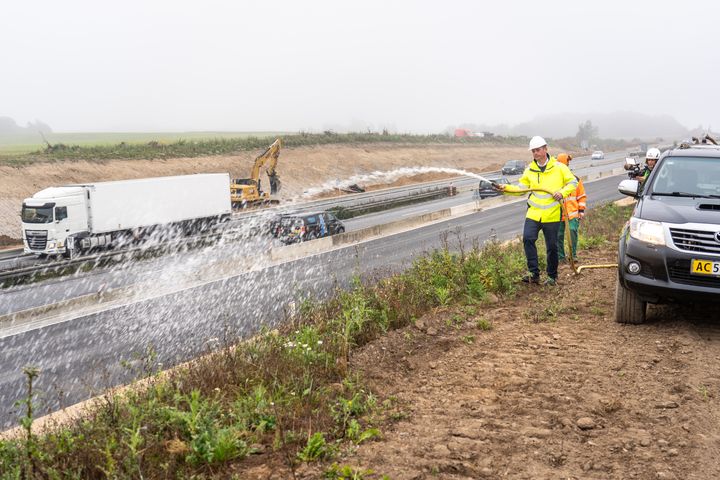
(1, 165), (503, 427)
(300, 166), (494, 198)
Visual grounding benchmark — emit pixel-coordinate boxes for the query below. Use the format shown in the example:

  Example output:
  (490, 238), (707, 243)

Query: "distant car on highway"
(501, 160), (526, 175)
(476, 177), (510, 199)
(271, 211), (345, 244)
(591, 150), (605, 160)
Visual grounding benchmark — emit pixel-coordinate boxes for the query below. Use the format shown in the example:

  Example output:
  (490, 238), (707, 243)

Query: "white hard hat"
(528, 136), (547, 151)
(646, 148), (661, 160)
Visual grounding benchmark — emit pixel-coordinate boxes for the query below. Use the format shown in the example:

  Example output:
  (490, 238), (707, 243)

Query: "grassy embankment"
(0, 132), (531, 166)
(0, 202), (631, 479)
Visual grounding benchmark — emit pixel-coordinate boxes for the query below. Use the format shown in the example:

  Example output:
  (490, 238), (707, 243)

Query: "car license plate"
(690, 259), (720, 276)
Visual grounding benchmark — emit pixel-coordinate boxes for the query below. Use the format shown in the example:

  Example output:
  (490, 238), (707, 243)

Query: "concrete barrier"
(0, 287), (132, 329)
(270, 237), (333, 262)
(450, 203), (477, 216)
(0, 253), (274, 334)
(333, 208), (453, 247)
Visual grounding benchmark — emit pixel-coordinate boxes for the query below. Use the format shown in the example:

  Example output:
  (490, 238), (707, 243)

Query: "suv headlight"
(629, 217), (665, 246)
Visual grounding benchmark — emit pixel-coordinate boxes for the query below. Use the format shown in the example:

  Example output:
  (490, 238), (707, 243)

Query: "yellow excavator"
(231, 138), (282, 208)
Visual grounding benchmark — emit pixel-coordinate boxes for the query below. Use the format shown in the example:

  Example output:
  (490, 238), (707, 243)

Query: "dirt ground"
(244, 247), (720, 479)
(0, 143), (540, 240)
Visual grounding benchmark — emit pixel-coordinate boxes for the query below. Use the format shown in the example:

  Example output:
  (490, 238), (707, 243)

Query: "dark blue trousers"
(523, 218), (561, 279)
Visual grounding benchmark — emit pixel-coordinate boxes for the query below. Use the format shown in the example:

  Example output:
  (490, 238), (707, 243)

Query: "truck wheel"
(614, 280), (646, 324)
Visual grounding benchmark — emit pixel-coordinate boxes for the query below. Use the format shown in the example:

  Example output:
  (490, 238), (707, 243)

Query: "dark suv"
(615, 144), (720, 324)
(271, 211), (345, 244)
(501, 160), (526, 175)
(476, 177), (509, 199)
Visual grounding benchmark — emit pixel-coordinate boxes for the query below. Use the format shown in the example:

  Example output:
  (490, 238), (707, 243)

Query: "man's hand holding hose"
(491, 181), (506, 192)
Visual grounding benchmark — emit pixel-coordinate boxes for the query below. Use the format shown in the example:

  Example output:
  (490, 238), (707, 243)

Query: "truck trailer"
(21, 173), (232, 258)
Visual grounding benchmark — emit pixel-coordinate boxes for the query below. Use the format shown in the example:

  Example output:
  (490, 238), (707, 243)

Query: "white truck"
(21, 173), (232, 258)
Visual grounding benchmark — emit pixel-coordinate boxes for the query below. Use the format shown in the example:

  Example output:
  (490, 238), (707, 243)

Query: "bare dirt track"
(341, 250), (720, 480)
(241, 247), (720, 480)
(0, 143), (535, 240)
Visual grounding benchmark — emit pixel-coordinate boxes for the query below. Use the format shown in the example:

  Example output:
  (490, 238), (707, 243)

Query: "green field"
(0, 131), (287, 155)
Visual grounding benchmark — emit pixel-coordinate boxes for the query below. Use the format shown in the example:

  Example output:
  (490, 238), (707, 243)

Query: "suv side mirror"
(618, 179), (640, 197)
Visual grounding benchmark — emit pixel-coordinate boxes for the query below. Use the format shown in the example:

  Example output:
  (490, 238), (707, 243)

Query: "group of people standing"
(493, 136), (586, 286)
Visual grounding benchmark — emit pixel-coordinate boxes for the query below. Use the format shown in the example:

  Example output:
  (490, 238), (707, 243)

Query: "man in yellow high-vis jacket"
(494, 136), (577, 286)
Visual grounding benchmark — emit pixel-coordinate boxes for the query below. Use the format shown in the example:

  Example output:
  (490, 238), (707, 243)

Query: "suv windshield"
(21, 205), (54, 223)
(650, 157), (720, 197)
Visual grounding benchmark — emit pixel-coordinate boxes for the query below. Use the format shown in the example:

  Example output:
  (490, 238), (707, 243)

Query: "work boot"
(521, 273), (540, 284)
(544, 277), (557, 287)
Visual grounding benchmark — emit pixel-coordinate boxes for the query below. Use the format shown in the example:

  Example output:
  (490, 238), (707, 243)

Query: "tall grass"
(578, 201), (632, 249)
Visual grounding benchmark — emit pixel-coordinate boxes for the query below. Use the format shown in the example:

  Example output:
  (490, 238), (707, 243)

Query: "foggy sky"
(2, 0), (718, 133)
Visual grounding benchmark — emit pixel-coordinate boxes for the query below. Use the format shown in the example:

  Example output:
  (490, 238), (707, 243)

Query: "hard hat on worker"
(528, 136), (547, 151)
(557, 153), (572, 165)
(646, 148), (661, 160)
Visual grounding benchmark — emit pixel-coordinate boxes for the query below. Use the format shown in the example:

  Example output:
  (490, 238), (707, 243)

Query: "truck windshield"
(650, 157), (720, 197)
(21, 205), (54, 223)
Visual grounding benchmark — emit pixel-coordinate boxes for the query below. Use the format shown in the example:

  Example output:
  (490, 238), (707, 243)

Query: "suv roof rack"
(679, 133), (718, 149)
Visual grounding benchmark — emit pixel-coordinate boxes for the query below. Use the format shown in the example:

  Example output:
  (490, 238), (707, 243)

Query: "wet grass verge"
(0, 202), (632, 478)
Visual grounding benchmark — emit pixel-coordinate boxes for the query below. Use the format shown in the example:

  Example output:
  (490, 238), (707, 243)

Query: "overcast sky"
(1, 0), (718, 133)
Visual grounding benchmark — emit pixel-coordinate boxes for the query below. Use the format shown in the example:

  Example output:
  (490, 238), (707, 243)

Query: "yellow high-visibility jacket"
(504, 156), (578, 222)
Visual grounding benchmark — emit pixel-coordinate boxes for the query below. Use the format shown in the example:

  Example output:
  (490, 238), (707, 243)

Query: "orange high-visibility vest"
(562, 176), (587, 220)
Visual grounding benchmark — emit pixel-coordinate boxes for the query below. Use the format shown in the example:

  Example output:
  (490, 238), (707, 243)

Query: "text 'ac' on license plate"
(691, 259), (720, 276)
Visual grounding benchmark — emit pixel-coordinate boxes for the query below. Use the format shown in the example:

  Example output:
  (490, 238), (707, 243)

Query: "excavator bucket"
(269, 173), (281, 195)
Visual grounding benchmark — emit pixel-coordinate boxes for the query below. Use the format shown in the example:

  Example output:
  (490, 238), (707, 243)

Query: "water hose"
(493, 183), (618, 275)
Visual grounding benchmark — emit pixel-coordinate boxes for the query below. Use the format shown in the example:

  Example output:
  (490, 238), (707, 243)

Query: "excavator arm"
(249, 138), (281, 192)
(265, 138), (281, 194)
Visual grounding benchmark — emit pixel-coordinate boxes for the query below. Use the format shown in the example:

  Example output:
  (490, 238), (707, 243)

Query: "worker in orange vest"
(556, 153), (586, 262)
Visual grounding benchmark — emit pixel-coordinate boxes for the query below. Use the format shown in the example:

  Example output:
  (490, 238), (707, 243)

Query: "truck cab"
(21, 187), (88, 257)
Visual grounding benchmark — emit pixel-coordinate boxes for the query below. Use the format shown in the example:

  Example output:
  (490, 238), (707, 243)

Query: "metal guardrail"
(333, 188), (452, 216)
(231, 169), (503, 219)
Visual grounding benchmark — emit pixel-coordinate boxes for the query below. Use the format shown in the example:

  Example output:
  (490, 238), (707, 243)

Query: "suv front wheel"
(614, 280), (647, 324)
